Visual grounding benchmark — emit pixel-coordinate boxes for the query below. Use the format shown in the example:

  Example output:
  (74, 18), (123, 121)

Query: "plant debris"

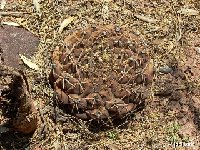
(0, 11), (28, 16)
(19, 54), (40, 70)
(32, 0), (41, 15)
(134, 14), (158, 24)
(177, 8), (199, 16)
(0, 0), (6, 10)
(58, 17), (75, 34)
(2, 21), (20, 26)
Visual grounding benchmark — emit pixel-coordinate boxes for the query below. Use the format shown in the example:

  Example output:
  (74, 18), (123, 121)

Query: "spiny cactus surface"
(50, 25), (153, 120)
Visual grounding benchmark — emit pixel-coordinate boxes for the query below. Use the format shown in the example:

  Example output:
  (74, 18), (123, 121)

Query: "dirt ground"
(0, 0), (200, 149)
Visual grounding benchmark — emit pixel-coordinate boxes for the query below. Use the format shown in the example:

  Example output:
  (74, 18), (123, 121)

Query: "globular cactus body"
(50, 25), (153, 120)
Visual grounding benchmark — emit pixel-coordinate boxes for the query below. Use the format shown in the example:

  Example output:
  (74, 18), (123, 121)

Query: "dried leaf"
(177, 8), (199, 16)
(2, 21), (20, 27)
(19, 54), (40, 70)
(107, 144), (120, 150)
(0, 0), (6, 10)
(58, 17), (75, 33)
(144, 26), (160, 34)
(134, 14), (157, 23)
(33, 0), (41, 14)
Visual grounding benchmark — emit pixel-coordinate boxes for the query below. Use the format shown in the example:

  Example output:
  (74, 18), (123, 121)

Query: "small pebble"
(195, 47), (200, 54)
(115, 26), (121, 32)
(159, 65), (173, 74)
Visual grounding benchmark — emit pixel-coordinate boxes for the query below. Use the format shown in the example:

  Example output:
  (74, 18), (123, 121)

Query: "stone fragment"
(0, 25), (39, 68)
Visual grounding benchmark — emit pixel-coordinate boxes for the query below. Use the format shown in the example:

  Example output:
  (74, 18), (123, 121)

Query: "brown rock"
(0, 25), (39, 68)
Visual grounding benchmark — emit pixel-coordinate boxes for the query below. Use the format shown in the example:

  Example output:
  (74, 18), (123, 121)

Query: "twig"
(134, 14), (157, 24)
(0, 11), (28, 17)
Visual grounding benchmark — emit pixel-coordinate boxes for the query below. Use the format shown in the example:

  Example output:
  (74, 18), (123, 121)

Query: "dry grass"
(1, 0), (200, 149)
